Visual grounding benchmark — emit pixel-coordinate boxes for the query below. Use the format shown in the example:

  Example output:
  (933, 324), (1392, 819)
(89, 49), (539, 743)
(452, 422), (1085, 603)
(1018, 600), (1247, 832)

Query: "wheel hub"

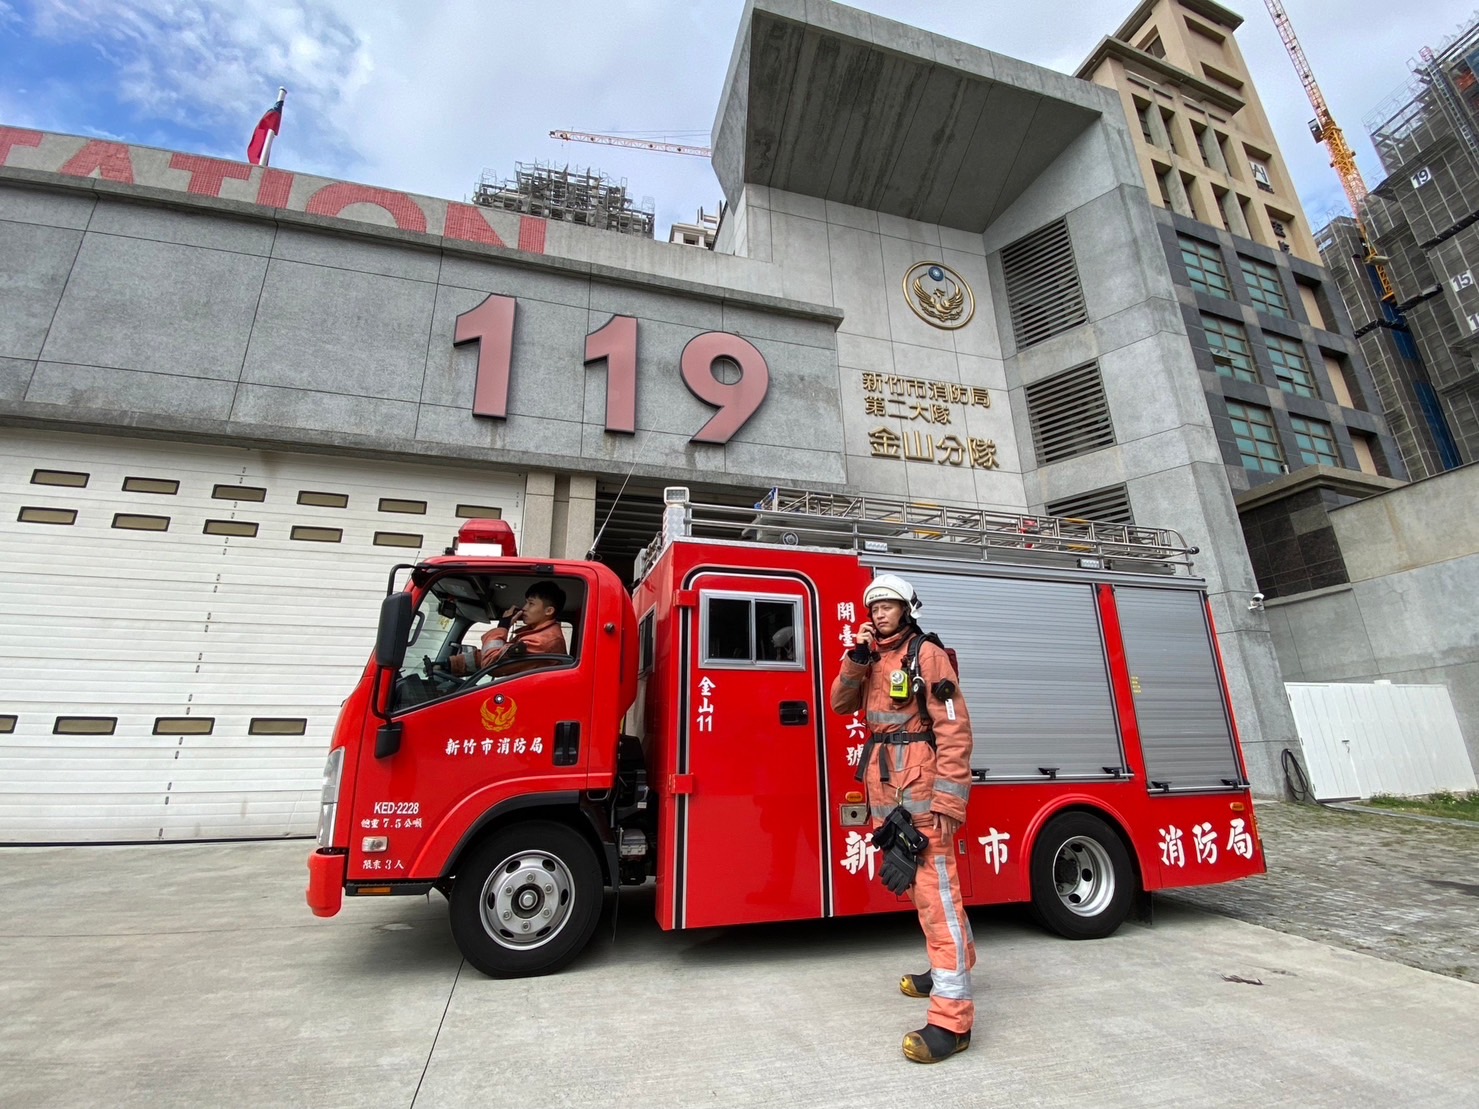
(479, 851), (575, 950)
(1051, 835), (1116, 917)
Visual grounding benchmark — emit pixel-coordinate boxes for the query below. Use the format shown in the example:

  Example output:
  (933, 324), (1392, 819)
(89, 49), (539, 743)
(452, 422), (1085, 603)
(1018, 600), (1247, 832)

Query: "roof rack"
(634, 487), (1199, 580)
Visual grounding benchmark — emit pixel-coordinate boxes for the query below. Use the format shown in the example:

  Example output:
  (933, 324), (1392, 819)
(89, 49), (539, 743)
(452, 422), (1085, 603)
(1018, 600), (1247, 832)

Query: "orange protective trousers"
(863, 739), (977, 1034)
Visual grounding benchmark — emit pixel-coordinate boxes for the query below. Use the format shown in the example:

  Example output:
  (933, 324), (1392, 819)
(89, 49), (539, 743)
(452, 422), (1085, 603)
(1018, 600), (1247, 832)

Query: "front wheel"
(449, 821), (603, 978)
(1028, 811), (1134, 940)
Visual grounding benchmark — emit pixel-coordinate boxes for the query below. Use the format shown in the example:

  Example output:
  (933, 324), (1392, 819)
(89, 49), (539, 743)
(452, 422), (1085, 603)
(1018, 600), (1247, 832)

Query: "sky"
(1, 0), (1475, 239)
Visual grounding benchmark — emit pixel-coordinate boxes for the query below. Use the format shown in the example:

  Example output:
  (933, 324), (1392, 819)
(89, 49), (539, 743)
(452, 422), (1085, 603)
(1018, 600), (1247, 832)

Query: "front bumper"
(306, 849), (347, 917)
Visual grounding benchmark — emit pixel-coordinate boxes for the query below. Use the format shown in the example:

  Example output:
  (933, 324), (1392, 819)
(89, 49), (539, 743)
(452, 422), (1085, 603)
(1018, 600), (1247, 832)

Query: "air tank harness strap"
(854, 731), (936, 784)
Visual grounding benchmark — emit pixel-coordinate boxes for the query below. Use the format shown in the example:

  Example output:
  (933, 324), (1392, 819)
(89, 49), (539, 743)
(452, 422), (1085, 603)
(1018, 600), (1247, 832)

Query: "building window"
(1202, 314), (1257, 382)
(1160, 108), (1180, 156)
(1193, 123), (1213, 168)
(1179, 236), (1230, 297)
(1180, 173), (1200, 220)
(1135, 98), (1156, 145)
(1240, 257), (1289, 317)
(1265, 333), (1316, 397)
(1290, 415), (1340, 467)
(1225, 401), (1285, 474)
(1156, 168), (1176, 210)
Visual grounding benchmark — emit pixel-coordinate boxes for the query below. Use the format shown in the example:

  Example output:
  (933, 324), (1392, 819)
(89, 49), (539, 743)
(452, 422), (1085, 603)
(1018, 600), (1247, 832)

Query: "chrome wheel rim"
(479, 850), (575, 950)
(1051, 836), (1115, 917)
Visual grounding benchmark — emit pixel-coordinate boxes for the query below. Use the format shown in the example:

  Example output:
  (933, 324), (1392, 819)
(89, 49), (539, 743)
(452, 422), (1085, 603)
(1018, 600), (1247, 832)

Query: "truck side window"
(638, 610), (656, 673)
(700, 594), (802, 668)
(706, 598), (751, 659)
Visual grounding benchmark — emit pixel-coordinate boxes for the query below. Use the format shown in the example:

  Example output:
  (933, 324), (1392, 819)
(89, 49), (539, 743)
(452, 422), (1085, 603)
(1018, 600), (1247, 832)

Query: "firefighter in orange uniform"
(830, 573), (976, 1063)
(449, 580), (568, 675)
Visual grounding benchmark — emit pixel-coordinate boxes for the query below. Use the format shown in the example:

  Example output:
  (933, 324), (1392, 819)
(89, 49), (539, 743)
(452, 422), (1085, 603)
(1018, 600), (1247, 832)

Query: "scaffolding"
(1323, 11), (1479, 475)
(472, 161), (655, 238)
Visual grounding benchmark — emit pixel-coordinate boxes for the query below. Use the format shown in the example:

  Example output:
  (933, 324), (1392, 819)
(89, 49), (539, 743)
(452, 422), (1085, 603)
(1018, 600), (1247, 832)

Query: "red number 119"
(455, 296), (770, 445)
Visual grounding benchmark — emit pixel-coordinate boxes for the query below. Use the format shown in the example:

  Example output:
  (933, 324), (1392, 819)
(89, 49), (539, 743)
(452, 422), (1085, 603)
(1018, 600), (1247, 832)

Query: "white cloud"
(12, 0), (1479, 239)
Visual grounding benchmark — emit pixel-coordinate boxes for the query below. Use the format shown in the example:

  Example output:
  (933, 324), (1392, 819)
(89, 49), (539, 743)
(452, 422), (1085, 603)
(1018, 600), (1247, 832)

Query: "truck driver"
(449, 580), (568, 676)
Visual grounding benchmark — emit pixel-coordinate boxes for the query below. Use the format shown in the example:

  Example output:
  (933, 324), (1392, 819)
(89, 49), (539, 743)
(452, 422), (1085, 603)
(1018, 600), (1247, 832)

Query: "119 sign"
(454, 294), (771, 445)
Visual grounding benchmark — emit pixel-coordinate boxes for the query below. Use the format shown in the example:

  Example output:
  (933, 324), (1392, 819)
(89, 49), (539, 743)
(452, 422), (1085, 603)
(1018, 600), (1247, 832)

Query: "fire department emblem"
(480, 695), (517, 732)
(903, 261), (974, 330)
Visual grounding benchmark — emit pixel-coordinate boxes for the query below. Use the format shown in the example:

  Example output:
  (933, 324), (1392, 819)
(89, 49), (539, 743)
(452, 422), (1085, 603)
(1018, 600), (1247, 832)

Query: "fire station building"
(0, 0), (1295, 841)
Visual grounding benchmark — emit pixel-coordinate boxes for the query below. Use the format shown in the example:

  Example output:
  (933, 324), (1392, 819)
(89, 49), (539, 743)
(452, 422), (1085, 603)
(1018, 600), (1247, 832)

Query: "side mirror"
(375, 592), (415, 670)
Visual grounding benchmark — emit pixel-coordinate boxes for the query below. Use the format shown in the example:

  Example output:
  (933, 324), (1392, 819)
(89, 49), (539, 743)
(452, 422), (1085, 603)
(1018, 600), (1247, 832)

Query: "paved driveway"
(2, 835), (1477, 1108)
(1168, 800), (1479, 983)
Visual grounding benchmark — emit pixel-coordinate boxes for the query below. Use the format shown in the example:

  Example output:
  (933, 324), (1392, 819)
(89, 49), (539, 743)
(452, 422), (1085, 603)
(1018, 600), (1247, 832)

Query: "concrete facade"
(1075, 0), (1409, 622)
(1266, 464), (1479, 770)
(0, 0), (1303, 796)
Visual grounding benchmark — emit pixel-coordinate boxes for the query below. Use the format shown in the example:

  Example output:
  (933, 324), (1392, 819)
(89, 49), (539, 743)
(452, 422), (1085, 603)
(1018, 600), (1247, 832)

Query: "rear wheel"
(1029, 811), (1134, 940)
(449, 821), (603, 977)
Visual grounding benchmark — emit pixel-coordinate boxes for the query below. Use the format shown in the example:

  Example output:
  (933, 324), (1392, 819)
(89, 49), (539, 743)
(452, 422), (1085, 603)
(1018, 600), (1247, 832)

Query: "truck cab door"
(666, 573), (825, 928)
(346, 572), (594, 884)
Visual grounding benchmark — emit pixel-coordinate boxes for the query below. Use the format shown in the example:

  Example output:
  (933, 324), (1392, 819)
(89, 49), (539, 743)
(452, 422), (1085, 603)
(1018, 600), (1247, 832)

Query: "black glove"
(848, 642), (874, 664)
(880, 841), (921, 895)
(872, 805), (927, 894)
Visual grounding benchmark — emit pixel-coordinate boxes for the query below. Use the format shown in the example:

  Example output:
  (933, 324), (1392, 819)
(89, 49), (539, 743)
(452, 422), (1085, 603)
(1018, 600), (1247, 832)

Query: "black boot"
(899, 971), (932, 998)
(902, 1023), (971, 1063)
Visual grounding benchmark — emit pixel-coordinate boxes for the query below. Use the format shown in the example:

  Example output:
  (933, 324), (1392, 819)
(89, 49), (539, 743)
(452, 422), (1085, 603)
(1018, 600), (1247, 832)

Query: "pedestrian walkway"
(1166, 800), (1479, 983)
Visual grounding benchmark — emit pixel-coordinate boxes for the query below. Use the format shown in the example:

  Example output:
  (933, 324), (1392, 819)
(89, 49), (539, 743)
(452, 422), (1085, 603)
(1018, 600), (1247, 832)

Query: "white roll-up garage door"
(0, 429), (523, 843)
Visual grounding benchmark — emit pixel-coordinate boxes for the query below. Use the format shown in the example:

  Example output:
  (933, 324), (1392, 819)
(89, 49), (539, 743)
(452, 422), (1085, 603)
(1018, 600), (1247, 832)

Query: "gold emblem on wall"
(903, 261), (974, 330)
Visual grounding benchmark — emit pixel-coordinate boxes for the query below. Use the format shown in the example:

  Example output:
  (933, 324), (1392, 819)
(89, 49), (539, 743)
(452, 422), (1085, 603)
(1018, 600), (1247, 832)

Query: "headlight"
(316, 748), (345, 848)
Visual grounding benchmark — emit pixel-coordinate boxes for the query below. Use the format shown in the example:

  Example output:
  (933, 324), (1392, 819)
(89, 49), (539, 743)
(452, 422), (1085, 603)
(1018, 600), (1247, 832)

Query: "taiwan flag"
(247, 88), (286, 166)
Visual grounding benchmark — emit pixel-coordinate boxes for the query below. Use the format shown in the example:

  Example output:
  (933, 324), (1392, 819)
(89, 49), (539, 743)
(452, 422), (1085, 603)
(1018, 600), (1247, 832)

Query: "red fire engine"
(306, 487), (1264, 977)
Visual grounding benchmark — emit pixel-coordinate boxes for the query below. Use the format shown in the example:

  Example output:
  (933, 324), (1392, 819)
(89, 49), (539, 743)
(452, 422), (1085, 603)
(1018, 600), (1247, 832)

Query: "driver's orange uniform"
(450, 620), (567, 675)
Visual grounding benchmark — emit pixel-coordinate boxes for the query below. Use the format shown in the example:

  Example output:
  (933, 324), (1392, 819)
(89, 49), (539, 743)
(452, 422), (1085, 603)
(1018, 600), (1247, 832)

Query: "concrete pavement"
(1, 839), (1476, 1108)
(1168, 800), (1479, 982)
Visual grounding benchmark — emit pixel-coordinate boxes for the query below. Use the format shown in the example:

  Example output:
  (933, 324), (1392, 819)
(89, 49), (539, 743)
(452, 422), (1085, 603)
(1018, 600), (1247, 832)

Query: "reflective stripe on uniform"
(866, 709), (915, 727)
(836, 674), (862, 688)
(935, 779), (971, 800)
(898, 795), (931, 814)
(936, 854), (971, 984)
(929, 965), (973, 1001)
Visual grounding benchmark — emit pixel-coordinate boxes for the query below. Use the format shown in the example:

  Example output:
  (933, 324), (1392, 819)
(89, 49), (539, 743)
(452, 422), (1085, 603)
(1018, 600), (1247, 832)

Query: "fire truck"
(306, 487), (1264, 977)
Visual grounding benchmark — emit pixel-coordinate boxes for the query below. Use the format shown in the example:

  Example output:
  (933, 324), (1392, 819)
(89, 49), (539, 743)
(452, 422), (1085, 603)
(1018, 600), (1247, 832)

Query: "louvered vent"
(1001, 219), (1088, 349)
(1045, 484), (1134, 525)
(1024, 362), (1116, 465)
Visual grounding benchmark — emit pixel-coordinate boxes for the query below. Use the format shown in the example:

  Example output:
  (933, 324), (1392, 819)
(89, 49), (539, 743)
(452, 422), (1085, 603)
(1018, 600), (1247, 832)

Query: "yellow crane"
(1263, 0), (1395, 300)
(549, 130), (712, 158)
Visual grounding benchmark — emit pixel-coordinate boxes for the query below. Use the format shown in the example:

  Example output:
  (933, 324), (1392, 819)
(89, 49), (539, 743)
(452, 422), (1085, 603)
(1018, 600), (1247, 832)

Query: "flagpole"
(259, 87), (287, 167)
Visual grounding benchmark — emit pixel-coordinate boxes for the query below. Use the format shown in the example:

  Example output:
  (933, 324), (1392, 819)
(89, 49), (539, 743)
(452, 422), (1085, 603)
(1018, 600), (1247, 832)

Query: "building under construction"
(1319, 14), (1479, 476)
(473, 161), (655, 238)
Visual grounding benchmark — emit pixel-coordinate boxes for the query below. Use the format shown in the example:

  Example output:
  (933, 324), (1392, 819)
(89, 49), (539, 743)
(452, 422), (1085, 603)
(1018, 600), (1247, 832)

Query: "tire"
(1028, 811), (1134, 941)
(449, 820), (603, 978)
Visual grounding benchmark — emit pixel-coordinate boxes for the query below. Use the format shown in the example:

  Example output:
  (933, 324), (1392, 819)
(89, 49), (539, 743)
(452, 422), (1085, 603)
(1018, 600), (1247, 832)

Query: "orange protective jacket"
(451, 619), (568, 675)
(829, 627), (974, 823)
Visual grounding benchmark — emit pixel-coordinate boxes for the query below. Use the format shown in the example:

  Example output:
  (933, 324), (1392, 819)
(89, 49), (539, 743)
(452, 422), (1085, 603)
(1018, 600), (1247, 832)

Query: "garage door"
(0, 429), (523, 843)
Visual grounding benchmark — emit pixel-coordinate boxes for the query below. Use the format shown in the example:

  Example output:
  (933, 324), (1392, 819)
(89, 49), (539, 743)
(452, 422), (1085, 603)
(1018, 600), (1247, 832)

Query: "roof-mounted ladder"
(635, 486), (1199, 580)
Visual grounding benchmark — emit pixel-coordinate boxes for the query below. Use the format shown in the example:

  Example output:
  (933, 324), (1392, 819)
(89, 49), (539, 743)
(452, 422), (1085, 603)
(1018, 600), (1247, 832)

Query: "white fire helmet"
(863, 573), (922, 616)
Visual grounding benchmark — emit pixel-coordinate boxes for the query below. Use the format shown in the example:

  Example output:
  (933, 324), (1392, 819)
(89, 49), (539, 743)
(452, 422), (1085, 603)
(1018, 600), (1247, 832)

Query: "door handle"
(779, 701), (809, 726)
(553, 721), (580, 766)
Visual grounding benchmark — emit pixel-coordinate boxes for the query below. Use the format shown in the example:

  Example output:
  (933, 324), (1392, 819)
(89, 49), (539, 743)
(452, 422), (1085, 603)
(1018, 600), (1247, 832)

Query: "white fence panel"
(1287, 682), (1477, 801)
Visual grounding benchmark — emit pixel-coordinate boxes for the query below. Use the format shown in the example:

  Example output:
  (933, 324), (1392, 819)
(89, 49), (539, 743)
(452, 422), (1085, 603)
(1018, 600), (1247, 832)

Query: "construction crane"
(550, 130), (712, 158)
(1263, 0), (1395, 300)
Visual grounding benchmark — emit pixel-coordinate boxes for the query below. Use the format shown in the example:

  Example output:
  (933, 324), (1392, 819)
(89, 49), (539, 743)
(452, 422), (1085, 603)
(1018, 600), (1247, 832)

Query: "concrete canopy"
(711, 0), (1110, 233)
